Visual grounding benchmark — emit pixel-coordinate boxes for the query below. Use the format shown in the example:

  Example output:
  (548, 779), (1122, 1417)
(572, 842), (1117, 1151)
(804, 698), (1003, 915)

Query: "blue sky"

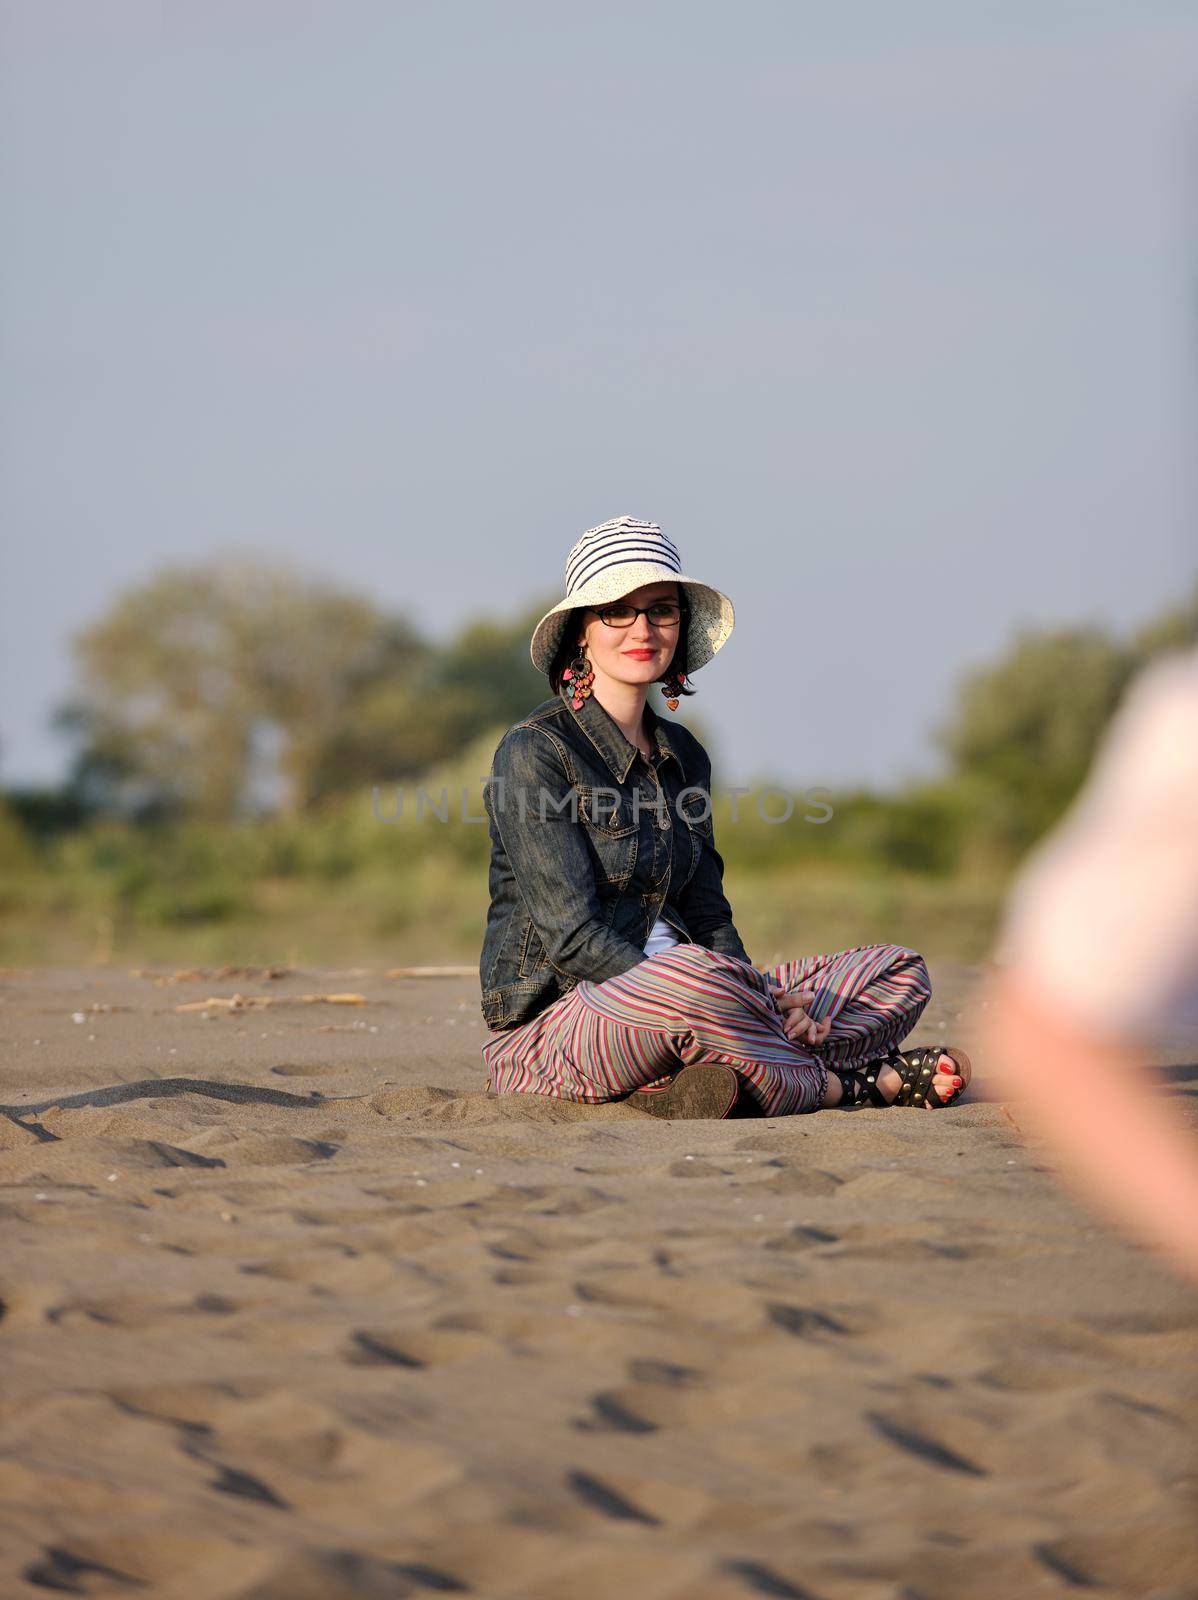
(2, 1), (1195, 790)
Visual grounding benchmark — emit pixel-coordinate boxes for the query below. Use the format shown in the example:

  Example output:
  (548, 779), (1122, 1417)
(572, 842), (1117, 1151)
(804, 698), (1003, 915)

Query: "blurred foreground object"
(981, 647), (1198, 1282)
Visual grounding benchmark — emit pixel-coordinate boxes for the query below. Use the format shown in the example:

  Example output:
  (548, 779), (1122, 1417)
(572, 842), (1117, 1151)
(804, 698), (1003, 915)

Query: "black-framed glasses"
(592, 600), (684, 628)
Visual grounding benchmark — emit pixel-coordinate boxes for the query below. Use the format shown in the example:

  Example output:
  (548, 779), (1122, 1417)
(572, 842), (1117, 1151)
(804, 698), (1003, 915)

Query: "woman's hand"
(767, 982), (831, 1046)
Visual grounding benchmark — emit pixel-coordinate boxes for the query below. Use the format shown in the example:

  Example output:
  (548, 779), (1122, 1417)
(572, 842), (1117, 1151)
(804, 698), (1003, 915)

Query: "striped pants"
(481, 942), (932, 1117)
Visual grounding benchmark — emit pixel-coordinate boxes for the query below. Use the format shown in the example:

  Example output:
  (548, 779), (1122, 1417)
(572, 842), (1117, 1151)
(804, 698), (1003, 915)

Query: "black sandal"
(834, 1046), (971, 1109)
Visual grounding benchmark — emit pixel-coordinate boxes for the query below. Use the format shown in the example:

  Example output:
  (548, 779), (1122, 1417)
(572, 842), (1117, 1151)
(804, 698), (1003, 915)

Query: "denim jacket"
(479, 684), (753, 1031)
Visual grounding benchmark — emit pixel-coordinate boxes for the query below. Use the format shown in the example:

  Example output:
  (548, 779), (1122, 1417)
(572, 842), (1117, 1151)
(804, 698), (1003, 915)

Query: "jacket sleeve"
(673, 741), (754, 966)
(487, 726), (650, 985)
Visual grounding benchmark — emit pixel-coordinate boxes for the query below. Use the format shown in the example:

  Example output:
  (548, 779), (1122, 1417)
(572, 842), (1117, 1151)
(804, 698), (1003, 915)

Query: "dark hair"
(546, 587), (697, 699)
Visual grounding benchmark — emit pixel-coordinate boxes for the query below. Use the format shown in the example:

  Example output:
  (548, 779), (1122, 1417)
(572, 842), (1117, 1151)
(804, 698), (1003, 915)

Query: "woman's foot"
(874, 1054), (963, 1106)
(825, 1048), (970, 1109)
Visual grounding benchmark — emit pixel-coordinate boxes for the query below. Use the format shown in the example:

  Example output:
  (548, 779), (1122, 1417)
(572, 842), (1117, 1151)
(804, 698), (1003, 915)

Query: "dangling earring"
(661, 668), (688, 711)
(562, 646), (595, 710)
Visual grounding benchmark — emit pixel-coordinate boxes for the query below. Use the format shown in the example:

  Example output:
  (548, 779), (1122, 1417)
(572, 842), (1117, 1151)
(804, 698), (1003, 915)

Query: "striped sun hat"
(529, 515), (735, 676)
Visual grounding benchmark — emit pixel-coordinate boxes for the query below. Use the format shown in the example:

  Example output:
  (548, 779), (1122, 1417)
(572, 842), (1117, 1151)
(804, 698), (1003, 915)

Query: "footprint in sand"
(627, 1357), (703, 1387)
(561, 1467), (727, 1533)
(467, 1182), (618, 1219)
(240, 1250), (397, 1294)
(565, 1469), (662, 1525)
(23, 1533), (251, 1595)
(24, 1546), (141, 1591)
(571, 1391), (659, 1434)
(666, 1158), (724, 1178)
(237, 1549), (472, 1596)
(206, 1461), (290, 1508)
(568, 1357), (751, 1434)
(719, 1557), (818, 1598)
(761, 1224), (839, 1254)
(761, 1162), (844, 1197)
(766, 1300), (882, 1343)
(491, 1264), (551, 1287)
(142, 1140), (228, 1169)
(269, 1062), (346, 1078)
(194, 1133), (341, 1167)
(346, 1322), (500, 1370)
(47, 1291), (247, 1330)
(109, 1378), (266, 1431)
(1035, 1525), (1197, 1593)
(866, 1410), (988, 1476)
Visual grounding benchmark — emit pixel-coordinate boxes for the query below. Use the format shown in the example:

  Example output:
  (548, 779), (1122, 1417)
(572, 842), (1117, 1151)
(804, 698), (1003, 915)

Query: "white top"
(996, 647), (1198, 1040)
(644, 915), (682, 957)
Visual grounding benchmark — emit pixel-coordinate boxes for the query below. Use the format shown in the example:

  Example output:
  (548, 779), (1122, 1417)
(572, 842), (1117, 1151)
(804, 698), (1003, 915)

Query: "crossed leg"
(484, 942), (945, 1116)
(762, 943), (961, 1108)
(564, 941), (939, 1115)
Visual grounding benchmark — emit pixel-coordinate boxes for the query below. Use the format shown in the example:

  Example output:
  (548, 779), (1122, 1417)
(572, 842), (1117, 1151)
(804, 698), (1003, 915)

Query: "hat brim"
(529, 565), (734, 677)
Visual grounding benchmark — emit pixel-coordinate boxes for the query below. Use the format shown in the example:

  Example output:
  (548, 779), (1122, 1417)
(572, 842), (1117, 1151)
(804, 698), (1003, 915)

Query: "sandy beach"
(1, 961), (1195, 1599)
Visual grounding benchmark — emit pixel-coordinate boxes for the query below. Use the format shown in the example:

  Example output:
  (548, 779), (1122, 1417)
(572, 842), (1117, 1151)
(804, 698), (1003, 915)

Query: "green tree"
(935, 580), (1198, 865)
(1128, 578), (1198, 665)
(57, 556), (431, 821)
(53, 562), (565, 823)
(937, 625), (1134, 857)
(429, 597), (557, 730)
(258, 594), (559, 809)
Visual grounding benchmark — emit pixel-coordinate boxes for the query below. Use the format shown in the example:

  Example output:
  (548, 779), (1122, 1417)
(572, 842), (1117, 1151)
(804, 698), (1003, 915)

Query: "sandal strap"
(835, 1064), (889, 1109)
(843, 1045), (969, 1109)
(832, 1069), (865, 1107)
(888, 1046), (953, 1107)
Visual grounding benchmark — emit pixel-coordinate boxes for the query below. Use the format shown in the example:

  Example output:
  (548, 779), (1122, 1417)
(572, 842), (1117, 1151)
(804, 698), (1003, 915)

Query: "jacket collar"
(562, 684), (683, 785)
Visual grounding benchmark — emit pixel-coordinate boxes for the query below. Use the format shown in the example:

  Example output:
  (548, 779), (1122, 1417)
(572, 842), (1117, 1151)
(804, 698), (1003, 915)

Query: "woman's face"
(576, 579), (682, 691)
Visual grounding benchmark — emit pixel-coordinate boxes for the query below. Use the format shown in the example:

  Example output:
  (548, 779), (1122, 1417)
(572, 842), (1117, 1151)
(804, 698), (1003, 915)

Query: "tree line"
(4, 557), (1196, 878)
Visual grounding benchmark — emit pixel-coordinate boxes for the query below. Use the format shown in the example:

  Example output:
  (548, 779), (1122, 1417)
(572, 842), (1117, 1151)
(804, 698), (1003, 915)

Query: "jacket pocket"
(678, 788), (714, 838)
(481, 988), (510, 1029)
(573, 784), (637, 835)
(518, 919), (551, 978)
(480, 911), (519, 994)
(482, 977), (572, 1032)
(574, 783), (639, 886)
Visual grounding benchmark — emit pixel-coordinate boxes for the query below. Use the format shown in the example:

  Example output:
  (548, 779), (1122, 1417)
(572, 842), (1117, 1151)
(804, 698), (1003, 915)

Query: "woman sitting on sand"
(478, 515), (970, 1119)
